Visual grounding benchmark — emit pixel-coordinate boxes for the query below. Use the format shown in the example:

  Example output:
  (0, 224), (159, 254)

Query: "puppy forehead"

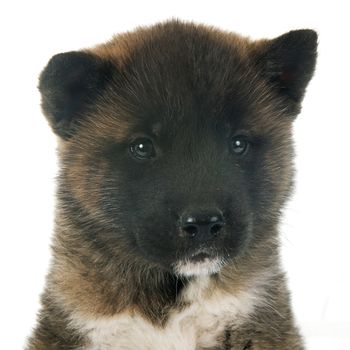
(78, 25), (290, 142)
(77, 96), (286, 147)
(88, 96), (286, 143)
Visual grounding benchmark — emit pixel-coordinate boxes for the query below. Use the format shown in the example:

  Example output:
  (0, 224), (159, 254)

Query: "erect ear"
(253, 29), (318, 114)
(39, 51), (112, 139)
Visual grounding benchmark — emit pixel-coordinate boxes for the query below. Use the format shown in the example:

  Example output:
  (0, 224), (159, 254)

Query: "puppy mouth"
(187, 246), (219, 261)
(189, 251), (211, 262)
(172, 248), (225, 277)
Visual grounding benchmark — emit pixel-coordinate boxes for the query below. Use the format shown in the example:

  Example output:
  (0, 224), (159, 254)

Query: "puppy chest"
(81, 294), (255, 350)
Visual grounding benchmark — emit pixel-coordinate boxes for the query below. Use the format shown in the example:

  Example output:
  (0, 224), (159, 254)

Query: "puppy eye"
(230, 136), (249, 155)
(129, 138), (156, 160)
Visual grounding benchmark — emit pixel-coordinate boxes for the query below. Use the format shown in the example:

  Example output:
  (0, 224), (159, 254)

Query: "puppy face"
(39, 21), (317, 277)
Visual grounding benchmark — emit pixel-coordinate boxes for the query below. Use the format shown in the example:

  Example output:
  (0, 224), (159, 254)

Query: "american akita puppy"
(27, 20), (317, 349)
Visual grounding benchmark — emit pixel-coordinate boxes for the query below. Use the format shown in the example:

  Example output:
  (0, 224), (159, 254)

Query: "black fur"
(254, 29), (318, 113)
(39, 51), (113, 139)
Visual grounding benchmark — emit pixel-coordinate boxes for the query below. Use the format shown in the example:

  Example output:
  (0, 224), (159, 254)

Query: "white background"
(1, 0), (349, 349)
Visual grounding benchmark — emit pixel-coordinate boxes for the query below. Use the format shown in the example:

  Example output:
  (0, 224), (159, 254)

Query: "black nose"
(180, 210), (225, 239)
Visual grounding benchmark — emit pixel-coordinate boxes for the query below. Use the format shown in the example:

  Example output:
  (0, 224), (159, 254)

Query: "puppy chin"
(173, 255), (224, 277)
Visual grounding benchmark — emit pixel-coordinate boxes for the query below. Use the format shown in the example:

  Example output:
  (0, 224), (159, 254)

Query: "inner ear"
(253, 29), (318, 112)
(39, 51), (113, 139)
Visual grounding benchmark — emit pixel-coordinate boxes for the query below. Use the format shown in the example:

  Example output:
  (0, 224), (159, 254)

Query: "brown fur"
(27, 20), (317, 349)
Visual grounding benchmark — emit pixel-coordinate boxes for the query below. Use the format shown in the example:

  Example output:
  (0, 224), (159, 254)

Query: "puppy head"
(39, 21), (317, 277)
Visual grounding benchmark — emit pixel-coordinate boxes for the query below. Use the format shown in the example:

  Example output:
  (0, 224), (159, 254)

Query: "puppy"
(27, 20), (317, 349)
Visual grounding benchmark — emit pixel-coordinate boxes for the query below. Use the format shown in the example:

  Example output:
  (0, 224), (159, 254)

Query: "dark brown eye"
(129, 138), (156, 160)
(230, 136), (249, 155)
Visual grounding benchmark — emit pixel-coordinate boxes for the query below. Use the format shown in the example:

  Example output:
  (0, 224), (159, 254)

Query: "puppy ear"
(254, 30), (318, 113)
(39, 51), (112, 139)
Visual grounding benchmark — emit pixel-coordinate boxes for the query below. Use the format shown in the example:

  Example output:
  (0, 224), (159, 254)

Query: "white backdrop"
(0, 1), (349, 349)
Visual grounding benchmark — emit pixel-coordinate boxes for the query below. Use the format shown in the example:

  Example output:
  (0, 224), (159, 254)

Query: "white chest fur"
(72, 276), (265, 350)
